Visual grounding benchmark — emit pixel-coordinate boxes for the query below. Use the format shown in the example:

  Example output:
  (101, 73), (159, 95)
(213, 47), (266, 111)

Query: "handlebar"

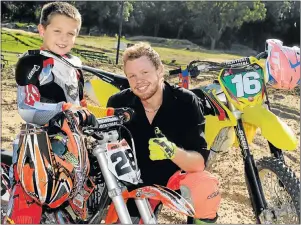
(82, 107), (135, 140)
(169, 51), (268, 78)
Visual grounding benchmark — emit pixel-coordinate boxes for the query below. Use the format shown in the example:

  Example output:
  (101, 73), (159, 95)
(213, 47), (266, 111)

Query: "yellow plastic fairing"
(242, 105), (297, 150)
(84, 79), (120, 107)
(204, 89), (237, 150)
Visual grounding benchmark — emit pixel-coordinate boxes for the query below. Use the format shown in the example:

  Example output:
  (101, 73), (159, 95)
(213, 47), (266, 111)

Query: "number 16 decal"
(231, 72), (261, 97)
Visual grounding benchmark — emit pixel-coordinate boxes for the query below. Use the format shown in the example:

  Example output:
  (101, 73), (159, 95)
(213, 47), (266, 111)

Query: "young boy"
(5, 2), (102, 224)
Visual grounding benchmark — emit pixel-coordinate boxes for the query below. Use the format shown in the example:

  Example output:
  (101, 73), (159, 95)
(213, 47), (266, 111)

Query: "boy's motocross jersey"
(15, 50), (85, 125)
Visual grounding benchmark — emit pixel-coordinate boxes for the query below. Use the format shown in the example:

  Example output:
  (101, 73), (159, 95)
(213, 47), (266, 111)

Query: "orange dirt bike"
(1, 109), (195, 224)
(0, 51), (195, 224)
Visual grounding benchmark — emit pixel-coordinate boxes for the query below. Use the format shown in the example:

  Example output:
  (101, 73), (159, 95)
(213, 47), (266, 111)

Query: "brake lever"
(82, 127), (95, 136)
(114, 107), (135, 123)
(197, 64), (209, 72)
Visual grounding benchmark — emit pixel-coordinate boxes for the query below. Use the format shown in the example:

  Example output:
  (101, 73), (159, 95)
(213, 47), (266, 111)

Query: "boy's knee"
(180, 171), (221, 219)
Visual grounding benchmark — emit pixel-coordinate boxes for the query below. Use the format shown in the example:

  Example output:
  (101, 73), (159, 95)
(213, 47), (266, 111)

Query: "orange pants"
(167, 170), (221, 219)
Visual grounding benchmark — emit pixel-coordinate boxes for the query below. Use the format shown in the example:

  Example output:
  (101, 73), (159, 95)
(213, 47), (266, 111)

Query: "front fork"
(92, 130), (156, 224)
(234, 119), (268, 217)
(93, 144), (133, 224)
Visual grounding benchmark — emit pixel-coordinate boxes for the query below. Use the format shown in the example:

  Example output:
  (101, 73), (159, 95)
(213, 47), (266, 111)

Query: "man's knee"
(180, 170), (221, 219)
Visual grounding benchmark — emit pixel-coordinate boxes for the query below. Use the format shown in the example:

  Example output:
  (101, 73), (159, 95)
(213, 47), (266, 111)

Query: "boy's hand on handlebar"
(62, 102), (98, 127)
(76, 109), (98, 127)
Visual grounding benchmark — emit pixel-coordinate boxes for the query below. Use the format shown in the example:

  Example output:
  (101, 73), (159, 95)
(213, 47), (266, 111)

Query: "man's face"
(124, 56), (164, 101)
(38, 14), (79, 55)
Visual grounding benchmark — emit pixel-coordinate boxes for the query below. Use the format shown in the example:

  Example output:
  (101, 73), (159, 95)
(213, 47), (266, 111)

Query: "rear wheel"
(248, 157), (300, 224)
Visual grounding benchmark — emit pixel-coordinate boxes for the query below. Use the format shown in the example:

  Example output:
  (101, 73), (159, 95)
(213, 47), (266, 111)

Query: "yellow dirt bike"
(82, 52), (300, 224)
(169, 51), (300, 224)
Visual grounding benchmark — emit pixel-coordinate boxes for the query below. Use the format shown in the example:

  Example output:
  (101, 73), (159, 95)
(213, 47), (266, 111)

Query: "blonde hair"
(40, 2), (82, 31)
(123, 42), (162, 69)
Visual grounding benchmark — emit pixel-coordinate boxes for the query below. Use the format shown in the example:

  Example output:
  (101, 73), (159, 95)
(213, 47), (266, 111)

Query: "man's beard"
(135, 83), (159, 101)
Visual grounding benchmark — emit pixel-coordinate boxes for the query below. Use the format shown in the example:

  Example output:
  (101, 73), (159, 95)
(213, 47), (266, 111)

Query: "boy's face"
(38, 14), (80, 55)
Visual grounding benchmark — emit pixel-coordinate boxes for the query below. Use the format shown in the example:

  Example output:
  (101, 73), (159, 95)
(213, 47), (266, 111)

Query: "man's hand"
(148, 137), (177, 160)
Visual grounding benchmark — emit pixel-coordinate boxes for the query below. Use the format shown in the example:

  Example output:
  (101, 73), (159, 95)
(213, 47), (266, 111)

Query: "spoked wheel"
(256, 157), (300, 224)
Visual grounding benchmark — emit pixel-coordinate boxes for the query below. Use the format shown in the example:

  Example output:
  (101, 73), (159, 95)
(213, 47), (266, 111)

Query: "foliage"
(187, 1), (266, 49)
(1, 1), (299, 50)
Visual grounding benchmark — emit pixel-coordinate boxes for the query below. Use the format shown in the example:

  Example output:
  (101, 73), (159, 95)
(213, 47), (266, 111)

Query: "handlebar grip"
(169, 68), (182, 75)
(95, 107), (134, 129)
(113, 107), (135, 123)
(255, 51), (268, 60)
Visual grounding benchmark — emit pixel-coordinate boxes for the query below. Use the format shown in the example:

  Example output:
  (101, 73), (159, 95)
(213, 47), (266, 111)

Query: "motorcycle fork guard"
(244, 154), (267, 217)
(235, 119), (267, 216)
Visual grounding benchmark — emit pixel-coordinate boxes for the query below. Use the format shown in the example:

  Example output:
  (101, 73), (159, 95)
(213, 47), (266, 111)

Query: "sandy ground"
(1, 64), (300, 224)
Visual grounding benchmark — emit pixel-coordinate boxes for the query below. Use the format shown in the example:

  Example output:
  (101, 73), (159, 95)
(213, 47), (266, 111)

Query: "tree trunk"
(177, 24), (184, 39)
(210, 37), (216, 50)
(154, 23), (160, 37)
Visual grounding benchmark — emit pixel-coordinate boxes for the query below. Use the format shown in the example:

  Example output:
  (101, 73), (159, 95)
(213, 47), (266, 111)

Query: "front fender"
(242, 105), (297, 150)
(127, 185), (195, 218)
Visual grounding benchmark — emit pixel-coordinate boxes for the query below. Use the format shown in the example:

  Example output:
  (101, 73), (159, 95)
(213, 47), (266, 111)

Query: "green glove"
(148, 127), (177, 160)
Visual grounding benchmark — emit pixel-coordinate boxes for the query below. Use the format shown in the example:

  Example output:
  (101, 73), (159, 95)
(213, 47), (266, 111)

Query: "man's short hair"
(40, 2), (82, 31)
(123, 42), (162, 69)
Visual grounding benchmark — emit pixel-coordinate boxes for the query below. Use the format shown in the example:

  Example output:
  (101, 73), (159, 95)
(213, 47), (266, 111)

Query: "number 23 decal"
(231, 72), (261, 98)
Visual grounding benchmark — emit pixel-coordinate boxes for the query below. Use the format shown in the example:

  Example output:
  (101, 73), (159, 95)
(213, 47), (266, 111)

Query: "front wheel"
(255, 157), (300, 224)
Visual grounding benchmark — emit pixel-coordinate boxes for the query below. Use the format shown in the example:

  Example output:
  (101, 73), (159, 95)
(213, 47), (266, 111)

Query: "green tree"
(265, 1), (300, 43)
(135, 1), (169, 37)
(165, 2), (192, 39)
(187, 1), (267, 49)
(1, 1), (16, 20)
(238, 1), (300, 50)
(75, 1), (133, 35)
(1, 1), (44, 23)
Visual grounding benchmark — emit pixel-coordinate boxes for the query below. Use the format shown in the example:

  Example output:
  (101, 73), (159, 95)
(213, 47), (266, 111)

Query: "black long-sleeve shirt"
(107, 81), (209, 187)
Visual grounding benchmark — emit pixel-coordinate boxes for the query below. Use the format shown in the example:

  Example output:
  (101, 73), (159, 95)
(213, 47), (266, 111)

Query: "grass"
(1, 27), (244, 67)
(154, 46), (241, 65)
(15, 22), (36, 28)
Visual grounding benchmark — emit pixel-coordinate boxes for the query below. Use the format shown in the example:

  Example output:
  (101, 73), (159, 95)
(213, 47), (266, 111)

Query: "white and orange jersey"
(15, 50), (86, 125)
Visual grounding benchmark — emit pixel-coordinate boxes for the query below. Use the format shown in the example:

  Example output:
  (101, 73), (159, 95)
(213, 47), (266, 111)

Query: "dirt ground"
(1, 64), (300, 224)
